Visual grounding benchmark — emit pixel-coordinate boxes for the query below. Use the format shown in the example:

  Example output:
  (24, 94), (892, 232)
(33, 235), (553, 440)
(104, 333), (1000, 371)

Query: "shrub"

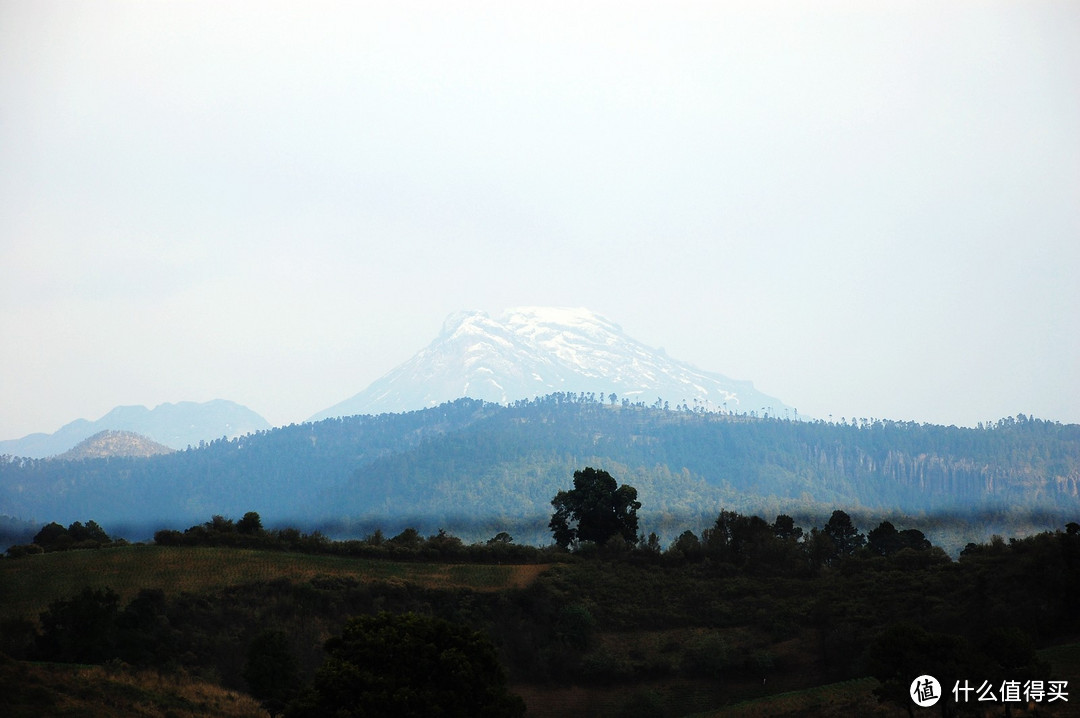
(287, 612), (524, 718)
(5, 543), (44, 559)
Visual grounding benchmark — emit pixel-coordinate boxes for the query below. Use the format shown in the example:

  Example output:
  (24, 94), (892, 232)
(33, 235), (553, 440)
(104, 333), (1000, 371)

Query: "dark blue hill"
(2, 396), (1077, 545)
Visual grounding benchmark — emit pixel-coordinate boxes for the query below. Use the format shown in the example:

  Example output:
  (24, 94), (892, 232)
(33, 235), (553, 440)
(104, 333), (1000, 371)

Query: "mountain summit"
(55, 430), (175, 461)
(0, 400), (271, 459)
(311, 307), (794, 420)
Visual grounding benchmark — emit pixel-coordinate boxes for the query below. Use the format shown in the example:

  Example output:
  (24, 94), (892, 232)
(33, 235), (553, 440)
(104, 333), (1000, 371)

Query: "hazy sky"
(2, 1), (1078, 439)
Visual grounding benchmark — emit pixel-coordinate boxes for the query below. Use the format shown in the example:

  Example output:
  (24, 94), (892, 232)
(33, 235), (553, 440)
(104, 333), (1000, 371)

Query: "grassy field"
(0, 545), (550, 623)
(690, 678), (900, 717)
(0, 654), (270, 718)
(513, 640), (1080, 718)
(5, 546), (1077, 717)
(687, 647), (1080, 718)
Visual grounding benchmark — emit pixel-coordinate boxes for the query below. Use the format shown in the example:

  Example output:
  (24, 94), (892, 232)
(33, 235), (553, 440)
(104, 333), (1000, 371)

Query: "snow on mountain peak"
(310, 307), (794, 421)
(503, 305), (617, 328)
(440, 309), (490, 336)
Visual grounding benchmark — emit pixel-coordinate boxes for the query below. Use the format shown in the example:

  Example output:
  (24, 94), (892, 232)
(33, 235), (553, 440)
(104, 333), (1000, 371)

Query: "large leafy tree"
(286, 612), (524, 718)
(236, 511), (264, 535)
(549, 467), (641, 548)
(36, 587), (120, 663)
(823, 509), (865, 561)
(867, 520), (932, 557)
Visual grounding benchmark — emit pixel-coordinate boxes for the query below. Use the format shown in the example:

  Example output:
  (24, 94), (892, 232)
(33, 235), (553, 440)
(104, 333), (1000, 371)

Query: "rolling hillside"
(2, 395), (1077, 547)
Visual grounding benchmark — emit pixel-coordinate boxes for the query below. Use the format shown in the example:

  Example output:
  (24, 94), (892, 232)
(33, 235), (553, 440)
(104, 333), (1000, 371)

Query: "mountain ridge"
(55, 430), (176, 461)
(311, 307), (795, 421)
(0, 400), (271, 459)
(2, 397), (1075, 552)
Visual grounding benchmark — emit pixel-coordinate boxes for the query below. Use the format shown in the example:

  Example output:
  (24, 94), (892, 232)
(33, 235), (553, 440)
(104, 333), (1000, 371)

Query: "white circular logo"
(911, 675), (941, 707)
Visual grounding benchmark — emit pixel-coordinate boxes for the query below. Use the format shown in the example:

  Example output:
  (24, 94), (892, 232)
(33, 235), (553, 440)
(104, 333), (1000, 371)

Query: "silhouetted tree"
(868, 521), (902, 557)
(897, 528), (931, 552)
(668, 529), (704, 562)
(425, 529), (465, 557)
(388, 527), (423, 550)
(772, 514), (803, 542)
(805, 527), (836, 570)
(115, 588), (175, 666)
(237, 511), (263, 535)
(702, 510), (774, 566)
(823, 510), (865, 561)
(869, 521), (933, 557)
(153, 529), (184, 546)
(286, 612), (524, 718)
(37, 587), (120, 663)
(206, 515), (235, 533)
(641, 531), (662, 555)
(67, 520), (109, 545)
(549, 467), (641, 549)
(32, 522), (69, 551)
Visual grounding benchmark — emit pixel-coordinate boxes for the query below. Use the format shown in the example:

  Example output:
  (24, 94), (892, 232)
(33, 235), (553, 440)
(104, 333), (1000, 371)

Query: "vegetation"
(5, 519), (120, 557)
(0, 653), (268, 718)
(549, 467), (641, 548)
(1, 491), (1077, 716)
(287, 612), (525, 717)
(0, 544), (548, 627)
(243, 629), (301, 712)
(0, 515), (37, 551)
(2, 397), (1078, 552)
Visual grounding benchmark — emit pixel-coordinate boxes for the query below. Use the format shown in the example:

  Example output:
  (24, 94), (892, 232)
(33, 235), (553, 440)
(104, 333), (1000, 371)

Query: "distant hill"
(0, 400), (271, 458)
(0, 514), (38, 550)
(311, 307), (795, 420)
(55, 430), (175, 461)
(1, 396), (1076, 548)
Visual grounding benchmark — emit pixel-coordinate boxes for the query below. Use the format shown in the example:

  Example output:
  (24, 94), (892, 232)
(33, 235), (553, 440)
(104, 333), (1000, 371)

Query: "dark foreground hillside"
(2, 515), (1078, 717)
(2, 397), (1078, 550)
(0, 655), (268, 718)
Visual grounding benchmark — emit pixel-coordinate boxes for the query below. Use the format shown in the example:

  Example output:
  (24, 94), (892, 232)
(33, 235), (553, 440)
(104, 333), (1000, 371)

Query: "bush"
(5, 543), (44, 559)
(580, 649), (635, 683)
(36, 587), (121, 663)
(555, 603), (596, 650)
(153, 529), (184, 546)
(682, 631), (732, 679)
(286, 612), (524, 718)
(243, 629), (300, 711)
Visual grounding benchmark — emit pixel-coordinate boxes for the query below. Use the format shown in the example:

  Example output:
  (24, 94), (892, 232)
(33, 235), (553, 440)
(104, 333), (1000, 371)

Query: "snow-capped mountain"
(311, 307), (795, 420)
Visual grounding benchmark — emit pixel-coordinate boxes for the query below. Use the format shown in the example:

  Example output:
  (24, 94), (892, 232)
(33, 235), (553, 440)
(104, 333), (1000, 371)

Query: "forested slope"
(1, 395), (1077, 544)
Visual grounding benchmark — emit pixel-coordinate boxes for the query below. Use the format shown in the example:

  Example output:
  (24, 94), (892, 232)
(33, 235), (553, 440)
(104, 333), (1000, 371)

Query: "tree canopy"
(286, 612), (524, 718)
(549, 467), (641, 548)
(823, 509), (865, 562)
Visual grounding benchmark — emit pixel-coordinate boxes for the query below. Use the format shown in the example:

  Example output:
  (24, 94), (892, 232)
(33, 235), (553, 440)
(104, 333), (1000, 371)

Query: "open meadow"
(0, 544), (549, 624)
(2, 526), (1079, 717)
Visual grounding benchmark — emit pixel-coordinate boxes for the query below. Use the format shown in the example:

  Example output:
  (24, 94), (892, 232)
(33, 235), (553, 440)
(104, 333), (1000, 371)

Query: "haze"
(2, 1), (1078, 440)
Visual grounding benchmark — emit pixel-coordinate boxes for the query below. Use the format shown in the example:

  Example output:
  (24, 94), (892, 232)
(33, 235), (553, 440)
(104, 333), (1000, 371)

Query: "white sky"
(2, 0), (1078, 439)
